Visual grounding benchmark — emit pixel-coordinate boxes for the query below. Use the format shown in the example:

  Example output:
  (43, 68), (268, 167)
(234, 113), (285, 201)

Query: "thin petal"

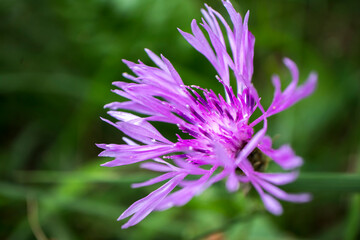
(259, 179), (312, 203)
(226, 170), (240, 192)
(259, 143), (303, 170)
(252, 181), (283, 215)
(140, 162), (177, 172)
(119, 173), (186, 228)
(100, 144), (175, 167)
(236, 118), (267, 164)
(132, 172), (179, 188)
(256, 171), (299, 185)
(144, 48), (167, 70)
(262, 193), (283, 215)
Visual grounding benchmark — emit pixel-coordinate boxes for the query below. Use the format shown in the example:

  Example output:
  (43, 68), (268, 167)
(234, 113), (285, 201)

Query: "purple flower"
(97, 0), (317, 229)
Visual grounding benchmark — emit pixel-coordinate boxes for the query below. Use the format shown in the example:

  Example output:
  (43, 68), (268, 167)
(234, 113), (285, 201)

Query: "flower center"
(236, 148), (269, 174)
(174, 86), (256, 163)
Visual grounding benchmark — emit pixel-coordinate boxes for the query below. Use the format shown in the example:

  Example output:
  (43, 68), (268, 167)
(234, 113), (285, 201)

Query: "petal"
(119, 173), (186, 228)
(259, 143), (303, 170)
(101, 117), (172, 145)
(132, 172), (179, 188)
(255, 171), (299, 185)
(156, 169), (215, 211)
(262, 193), (283, 215)
(287, 72), (317, 106)
(226, 170), (240, 192)
(282, 58), (299, 96)
(107, 111), (140, 122)
(252, 181), (283, 215)
(235, 118), (267, 164)
(259, 179), (312, 203)
(258, 137), (303, 170)
(104, 101), (155, 115)
(144, 48), (167, 70)
(213, 142), (233, 167)
(99, 144), (176, 167)
(160, 55), (184, 86)
(266, 60), (317, 117)
(140, 162), (177, 172)
(201, 6), (225, 46)
(178, 26), (217, 67)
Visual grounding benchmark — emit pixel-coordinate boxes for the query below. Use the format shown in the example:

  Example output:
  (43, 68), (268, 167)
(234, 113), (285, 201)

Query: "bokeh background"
(1, 0), (359, 239)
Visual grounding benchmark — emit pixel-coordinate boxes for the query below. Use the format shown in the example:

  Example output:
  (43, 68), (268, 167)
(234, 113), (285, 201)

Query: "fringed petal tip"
(294, 193), (312, 203)
(117, 214), (126, 222)
(121, 59), (132, 65)
(226, 172), (240, 192)
(262, 194), (283, 215)
(258, 171), (299, 185)
(100, 162), (114, 167)
(95, 143), (106, 149)
(282, 57), (295, 67)
(244, 10), (250, 21)
(118, 216), (131, 229)
(99, 116), (108, 122)
(306, 72), (318, 91)
(259, 143), (304, 171)
(104, 102), (121, 110)
(262, 193), (311, 216)
(121, 224), (129, 229)
(277, 155), (303, 171)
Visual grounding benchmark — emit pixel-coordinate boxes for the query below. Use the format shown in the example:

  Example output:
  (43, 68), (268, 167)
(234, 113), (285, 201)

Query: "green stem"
(14, 171), (360, 192)
(288, 173), (360, 193)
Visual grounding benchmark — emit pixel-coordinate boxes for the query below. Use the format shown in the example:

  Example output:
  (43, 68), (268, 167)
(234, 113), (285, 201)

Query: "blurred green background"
(1, 0), (359, 239)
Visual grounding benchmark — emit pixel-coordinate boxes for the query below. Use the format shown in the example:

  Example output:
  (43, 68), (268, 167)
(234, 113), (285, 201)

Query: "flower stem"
(289, 173), (360, 193)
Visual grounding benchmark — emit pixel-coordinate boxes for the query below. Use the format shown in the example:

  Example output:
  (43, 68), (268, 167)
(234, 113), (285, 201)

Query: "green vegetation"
(1, 0), (359, 239)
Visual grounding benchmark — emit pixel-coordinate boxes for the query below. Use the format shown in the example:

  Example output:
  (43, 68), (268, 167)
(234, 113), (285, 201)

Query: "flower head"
(97, 0), (317, 229)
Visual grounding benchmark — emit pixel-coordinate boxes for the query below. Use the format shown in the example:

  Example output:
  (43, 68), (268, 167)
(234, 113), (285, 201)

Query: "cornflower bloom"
(97, 0), (317, 229)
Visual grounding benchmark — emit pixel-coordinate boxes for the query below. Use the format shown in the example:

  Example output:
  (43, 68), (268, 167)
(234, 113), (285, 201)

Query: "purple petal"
(156, 169), (215, 211)
(107, 111), (140, 122)
(119, 173), (186, 228)
(266, 59), (317, 117)
(140, 162), (177, 172)
(262, 193), (283, 215)
(99, 144), (176, 167)
(258, 137), (303, 170)
(144, 48), (167, 70)
(282, 58), (299, 96)
(252, 181), (283, 215)
(255, 171), (299, 185)
(226, 170), (240, 192)
(132, 172), (179, 188)
(104, 101), (155, 115)
(160, 55), (184, 86)
(235, 118), (267, 164)
(213, 142), (233, 167)
(288, 72), (318, 106)
(258, 179), (312, 203)
(178, 24), (217, 67)
(101, 117), (172, 145)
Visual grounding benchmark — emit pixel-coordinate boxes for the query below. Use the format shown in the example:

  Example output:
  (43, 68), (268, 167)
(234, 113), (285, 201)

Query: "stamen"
(198, 127), (212, 139)
(211, 99), (223, 115)
(190, 88), (209, 107)
(188, 106), (206, 123)
(193, 148), (209, 154)
(179, 125), (200, 137)
(173, 108), (195, 124)
(224, 108), (234, 121)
